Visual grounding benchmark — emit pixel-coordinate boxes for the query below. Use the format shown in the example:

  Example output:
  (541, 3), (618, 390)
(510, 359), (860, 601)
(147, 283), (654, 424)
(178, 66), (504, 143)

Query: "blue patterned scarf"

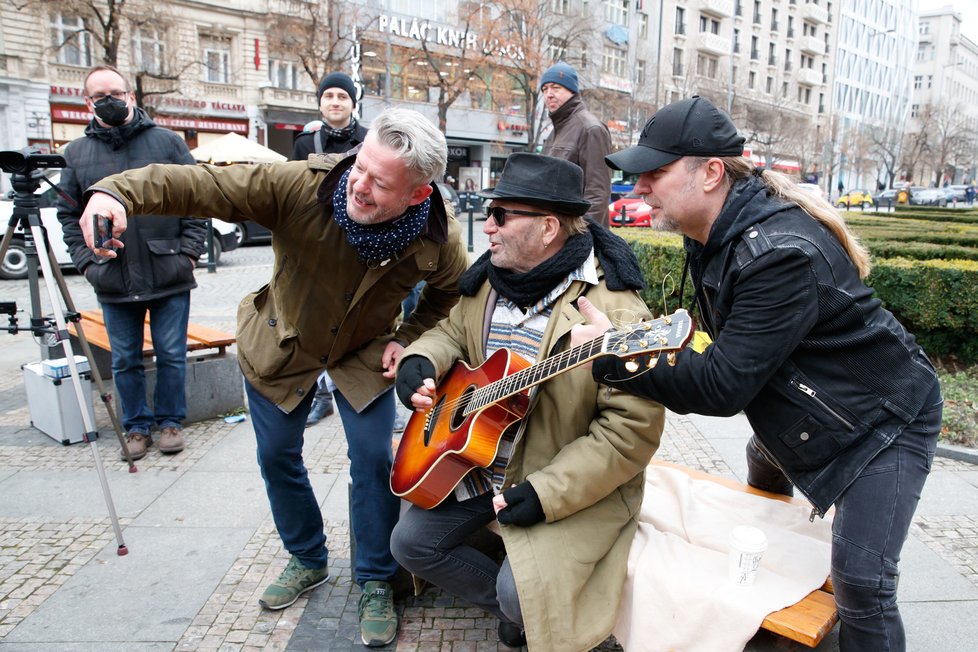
(331, 168), (431, 263)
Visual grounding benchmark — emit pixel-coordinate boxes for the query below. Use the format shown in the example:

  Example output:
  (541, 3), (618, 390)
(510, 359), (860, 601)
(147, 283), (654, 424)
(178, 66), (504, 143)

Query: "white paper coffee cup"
(728, 525), (767, 585)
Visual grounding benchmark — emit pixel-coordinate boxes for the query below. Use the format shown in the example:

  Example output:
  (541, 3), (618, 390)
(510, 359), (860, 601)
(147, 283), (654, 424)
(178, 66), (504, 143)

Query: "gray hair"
(369, 108), (447, 185)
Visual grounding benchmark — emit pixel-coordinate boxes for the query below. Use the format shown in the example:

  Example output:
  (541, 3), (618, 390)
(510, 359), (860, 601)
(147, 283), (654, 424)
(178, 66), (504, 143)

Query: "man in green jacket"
(77, 108), (470, 647)
(392, 154), (664, 649)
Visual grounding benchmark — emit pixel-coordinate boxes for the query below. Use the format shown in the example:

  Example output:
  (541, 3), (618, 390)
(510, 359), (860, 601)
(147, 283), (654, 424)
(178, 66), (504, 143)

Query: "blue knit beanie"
(539, 62), (579, 94)
(317, 72), (357, 106)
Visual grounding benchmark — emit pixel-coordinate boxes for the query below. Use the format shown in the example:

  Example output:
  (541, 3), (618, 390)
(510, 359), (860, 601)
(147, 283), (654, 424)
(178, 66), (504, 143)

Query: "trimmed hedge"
(615, 228), (978, 363)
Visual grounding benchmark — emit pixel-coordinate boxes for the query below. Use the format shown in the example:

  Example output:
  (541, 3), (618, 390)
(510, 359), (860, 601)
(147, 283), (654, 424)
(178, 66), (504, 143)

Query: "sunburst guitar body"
(390, 309), (695, 508)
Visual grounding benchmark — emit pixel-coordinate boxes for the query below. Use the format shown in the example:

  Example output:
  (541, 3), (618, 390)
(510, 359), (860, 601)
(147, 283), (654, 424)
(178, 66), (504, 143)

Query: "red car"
(609, 193), (652, 227)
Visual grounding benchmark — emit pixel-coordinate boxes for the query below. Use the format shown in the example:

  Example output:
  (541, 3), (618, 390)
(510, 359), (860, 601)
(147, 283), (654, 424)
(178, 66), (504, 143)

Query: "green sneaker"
(358, 580), (397, 646)
(258, 556), (328, 610)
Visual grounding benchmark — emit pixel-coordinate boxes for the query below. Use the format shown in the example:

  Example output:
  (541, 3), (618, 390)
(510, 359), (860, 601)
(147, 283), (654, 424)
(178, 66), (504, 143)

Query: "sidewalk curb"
(936, 442), (978, 465)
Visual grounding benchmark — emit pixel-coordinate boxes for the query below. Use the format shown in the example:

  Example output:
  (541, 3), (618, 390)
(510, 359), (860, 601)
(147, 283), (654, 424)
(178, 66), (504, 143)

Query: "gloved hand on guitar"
(496, 482), (545, 526)
(395, 355), (436, 410)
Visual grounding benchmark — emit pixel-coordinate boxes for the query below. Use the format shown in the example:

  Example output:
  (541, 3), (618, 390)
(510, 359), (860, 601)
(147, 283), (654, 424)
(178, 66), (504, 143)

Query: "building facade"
(2, 0), (968, 198)
(909, 5), (978, 186)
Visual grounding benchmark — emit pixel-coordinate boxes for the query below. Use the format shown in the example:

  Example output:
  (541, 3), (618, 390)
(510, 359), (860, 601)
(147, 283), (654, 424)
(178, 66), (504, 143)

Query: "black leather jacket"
(594, 177), (937, 513)
(57, 108), (205, 303)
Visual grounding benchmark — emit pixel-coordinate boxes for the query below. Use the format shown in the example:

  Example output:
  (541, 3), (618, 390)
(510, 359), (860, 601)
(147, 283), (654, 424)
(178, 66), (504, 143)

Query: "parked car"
(910, 188), (950, 207)
(873, 188), (900, 205)
(435, 182), (463, 216)
(1, 171), (237, 279)
(948, 185), (969, 203)
(609, 193), (651, 227)
(227, 220), (271, 246)
(835, 189), (875, 208)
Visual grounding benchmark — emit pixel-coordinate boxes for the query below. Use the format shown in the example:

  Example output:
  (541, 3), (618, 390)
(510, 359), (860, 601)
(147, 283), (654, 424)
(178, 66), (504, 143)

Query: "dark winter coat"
(541, 94), (612, 227)
(57, 108), (205, 303)
(593, 177), (938, 513)
(289, 121), (369, 160)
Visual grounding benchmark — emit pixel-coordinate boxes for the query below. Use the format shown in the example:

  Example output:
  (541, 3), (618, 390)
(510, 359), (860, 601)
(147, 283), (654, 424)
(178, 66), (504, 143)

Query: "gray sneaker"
(358, 580), (397, 646)
(258, 556), (329, 610)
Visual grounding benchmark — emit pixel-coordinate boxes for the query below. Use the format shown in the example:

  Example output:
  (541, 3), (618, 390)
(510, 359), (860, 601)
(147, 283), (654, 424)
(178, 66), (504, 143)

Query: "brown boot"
(158, 427), (185, 454)
(121, 432), (151, 461)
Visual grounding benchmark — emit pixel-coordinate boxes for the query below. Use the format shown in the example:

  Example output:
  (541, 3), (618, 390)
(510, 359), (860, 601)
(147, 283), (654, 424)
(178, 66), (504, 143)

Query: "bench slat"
(650, 460), (837, 648)
(761, 588), (838, 647)
(68, 309), (234, 358)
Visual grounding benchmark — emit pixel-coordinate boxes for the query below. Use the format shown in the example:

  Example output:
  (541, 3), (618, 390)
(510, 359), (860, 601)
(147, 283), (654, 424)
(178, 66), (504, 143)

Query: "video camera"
(0, 147), (66, 176)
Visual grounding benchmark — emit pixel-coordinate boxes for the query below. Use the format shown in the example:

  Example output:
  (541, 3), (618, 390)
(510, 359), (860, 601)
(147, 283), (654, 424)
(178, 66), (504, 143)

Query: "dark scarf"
(459, 219), (645, 307)
(331, 168), (431, 263)
(86, 107), (154, 151)
(321, 117), (360, 147)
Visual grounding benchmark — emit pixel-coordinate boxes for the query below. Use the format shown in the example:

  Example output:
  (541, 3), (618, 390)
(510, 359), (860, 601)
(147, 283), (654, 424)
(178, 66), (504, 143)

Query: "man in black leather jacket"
(57, 66), (206, 461)
(571, 96), (942, 652)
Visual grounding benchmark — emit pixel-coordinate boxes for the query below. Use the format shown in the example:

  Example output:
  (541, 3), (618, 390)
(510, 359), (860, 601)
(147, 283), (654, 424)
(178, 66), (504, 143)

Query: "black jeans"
(390, 492), (523, 626)
(747, 385), (943, 652)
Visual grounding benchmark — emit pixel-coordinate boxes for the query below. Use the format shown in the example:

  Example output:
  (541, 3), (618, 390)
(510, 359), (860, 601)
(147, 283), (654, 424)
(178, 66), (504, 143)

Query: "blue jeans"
(246, 380), (401, 584)
(747, 383), (943, 652)
(390, 492), (523, 626)
(100, 292), (190, 434)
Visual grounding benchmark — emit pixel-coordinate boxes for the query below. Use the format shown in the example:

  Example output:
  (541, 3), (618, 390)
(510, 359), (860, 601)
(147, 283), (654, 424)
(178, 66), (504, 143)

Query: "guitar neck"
(467, 309), (693, 413)
(470, 337), (605, 411)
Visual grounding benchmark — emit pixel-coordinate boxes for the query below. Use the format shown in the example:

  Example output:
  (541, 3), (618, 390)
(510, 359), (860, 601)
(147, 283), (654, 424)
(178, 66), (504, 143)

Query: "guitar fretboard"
(467, 336), (607, 413)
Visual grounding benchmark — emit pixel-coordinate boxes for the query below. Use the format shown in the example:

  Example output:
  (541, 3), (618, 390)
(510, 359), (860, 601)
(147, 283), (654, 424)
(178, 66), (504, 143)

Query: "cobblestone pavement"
(2, 244), (977, 651)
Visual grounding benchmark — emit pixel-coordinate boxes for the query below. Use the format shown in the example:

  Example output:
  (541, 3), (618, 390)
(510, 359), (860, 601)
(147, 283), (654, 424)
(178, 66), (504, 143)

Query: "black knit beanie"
(317, 72), (357, 106)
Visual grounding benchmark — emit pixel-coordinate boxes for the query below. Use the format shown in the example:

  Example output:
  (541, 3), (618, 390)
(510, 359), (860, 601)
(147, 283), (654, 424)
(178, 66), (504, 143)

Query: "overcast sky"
(917, 0), (978, 44)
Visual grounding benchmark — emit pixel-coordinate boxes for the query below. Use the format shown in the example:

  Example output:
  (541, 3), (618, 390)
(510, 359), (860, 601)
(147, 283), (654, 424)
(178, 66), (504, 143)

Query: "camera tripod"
(0, 151), (130, 555)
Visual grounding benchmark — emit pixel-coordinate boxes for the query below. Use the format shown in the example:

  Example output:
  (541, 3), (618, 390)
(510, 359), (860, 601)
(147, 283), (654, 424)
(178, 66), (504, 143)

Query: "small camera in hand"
(93, 213), (115, 252)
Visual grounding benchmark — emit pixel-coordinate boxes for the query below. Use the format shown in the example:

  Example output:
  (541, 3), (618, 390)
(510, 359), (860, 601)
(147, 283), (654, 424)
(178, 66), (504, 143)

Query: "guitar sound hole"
(450, 386), (476, 430)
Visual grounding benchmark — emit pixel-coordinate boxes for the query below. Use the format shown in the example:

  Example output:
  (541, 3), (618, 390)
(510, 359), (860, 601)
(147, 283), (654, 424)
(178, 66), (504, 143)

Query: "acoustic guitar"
(390, 309), (695, 509)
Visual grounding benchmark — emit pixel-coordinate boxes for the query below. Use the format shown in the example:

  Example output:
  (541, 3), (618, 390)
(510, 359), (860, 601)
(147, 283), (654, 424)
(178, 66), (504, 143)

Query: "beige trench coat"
(402, 264), (666, 650)
(92, 155), (470, 412)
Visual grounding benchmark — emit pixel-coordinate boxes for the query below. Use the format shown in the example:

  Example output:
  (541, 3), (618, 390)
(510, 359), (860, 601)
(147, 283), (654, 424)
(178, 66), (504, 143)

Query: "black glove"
(395, 355), (436, 410)
(496, 482), (545, 527)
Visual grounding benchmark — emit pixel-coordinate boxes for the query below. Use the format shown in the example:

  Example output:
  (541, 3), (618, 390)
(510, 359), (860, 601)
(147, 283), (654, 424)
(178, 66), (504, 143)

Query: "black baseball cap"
(605, 96), (745, 174)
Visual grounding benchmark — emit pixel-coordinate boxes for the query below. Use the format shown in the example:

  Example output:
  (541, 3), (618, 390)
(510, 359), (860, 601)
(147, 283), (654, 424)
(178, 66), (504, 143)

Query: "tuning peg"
(663, 316), (672, 325)
(667, 352), (677, 366)
(647, 355), (658, 369)
(625, 360), (639, 373)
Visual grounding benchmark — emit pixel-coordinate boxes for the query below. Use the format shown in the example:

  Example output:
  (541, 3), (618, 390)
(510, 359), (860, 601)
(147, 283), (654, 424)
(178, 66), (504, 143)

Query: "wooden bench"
(68, 309), (243, 424)
(68, 309), (236, 363)
(651, 460), (838, 648)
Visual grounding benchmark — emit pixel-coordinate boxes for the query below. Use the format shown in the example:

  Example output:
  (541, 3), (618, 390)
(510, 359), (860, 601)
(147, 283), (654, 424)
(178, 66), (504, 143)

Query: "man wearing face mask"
(57, 65), (206, 462)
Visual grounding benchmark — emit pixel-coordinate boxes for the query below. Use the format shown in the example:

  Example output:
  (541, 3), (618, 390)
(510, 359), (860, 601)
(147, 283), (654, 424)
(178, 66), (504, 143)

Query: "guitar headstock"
(603, 309), (695, 361)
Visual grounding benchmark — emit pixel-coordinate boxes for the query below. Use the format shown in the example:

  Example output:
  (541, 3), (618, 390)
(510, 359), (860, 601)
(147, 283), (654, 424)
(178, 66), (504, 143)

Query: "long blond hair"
(711, 156), (872, 279)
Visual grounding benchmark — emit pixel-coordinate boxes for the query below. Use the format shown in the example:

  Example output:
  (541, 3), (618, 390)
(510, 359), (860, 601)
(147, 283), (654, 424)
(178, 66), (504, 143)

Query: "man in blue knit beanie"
(539, 61), (612, 227)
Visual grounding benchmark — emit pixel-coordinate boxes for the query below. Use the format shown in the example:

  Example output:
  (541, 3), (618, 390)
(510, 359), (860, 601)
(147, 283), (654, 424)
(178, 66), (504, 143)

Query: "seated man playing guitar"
(392, 154), (669, 650)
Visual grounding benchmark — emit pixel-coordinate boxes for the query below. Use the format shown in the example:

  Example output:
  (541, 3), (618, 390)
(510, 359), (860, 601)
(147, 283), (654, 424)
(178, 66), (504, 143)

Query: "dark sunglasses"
(484, 206), (548, 226)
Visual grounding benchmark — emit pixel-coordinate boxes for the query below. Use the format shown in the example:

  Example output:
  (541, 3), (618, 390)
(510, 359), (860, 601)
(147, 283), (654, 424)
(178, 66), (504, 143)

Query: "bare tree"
(483, 0), (599, 150)
(17, 0), (139, 66)
(265, 0), (372, 90)
(867, 125), (904, 189)
(902, 106), (936, 185)
(407, 5), (495, 135)
(927, 101), (976, 186)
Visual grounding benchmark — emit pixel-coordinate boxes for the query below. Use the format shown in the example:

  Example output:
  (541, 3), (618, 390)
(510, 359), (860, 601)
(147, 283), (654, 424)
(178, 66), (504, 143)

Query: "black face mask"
(93, 96), (130, 127)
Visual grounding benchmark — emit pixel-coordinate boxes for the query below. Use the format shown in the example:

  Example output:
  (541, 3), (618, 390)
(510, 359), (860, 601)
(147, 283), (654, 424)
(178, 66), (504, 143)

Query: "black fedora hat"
(479, 153), (591, 216)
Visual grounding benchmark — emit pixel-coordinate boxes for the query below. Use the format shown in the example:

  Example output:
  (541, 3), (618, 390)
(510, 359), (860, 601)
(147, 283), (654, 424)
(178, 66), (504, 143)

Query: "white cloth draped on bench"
(613, 465), (833, 652)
